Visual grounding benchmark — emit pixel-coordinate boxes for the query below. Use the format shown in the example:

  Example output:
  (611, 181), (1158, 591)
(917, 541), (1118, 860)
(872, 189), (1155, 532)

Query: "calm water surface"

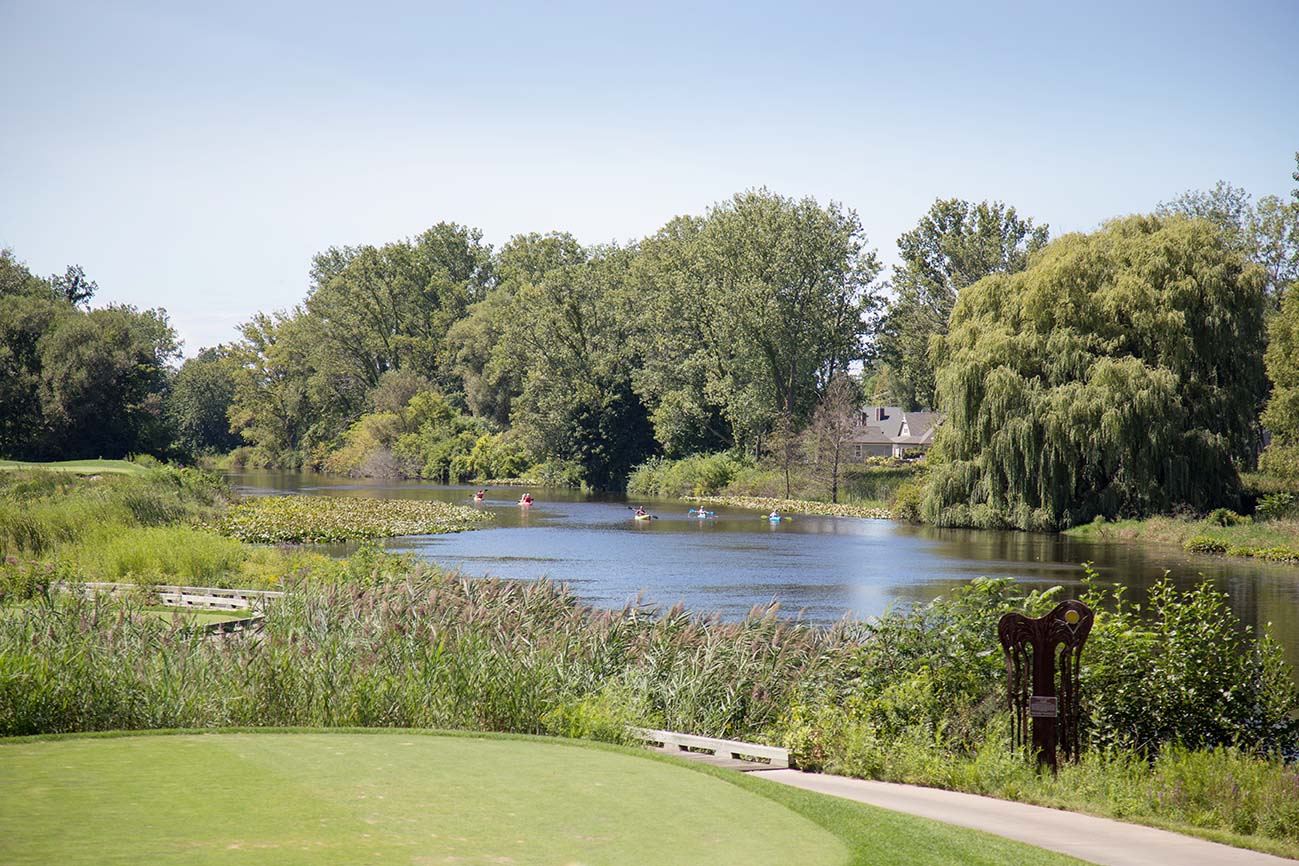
(228, 472), (1299, 671)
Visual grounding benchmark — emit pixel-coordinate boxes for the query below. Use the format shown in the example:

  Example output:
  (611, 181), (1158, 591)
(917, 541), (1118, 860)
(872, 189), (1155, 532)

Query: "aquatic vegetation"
(214, 494), (491, 543)
(683, 494), (891, 519)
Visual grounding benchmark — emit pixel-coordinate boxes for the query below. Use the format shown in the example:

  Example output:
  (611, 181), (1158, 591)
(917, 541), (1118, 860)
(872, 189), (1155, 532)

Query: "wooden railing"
(68, 582), (285, 611)
(627, 726), (790, 768)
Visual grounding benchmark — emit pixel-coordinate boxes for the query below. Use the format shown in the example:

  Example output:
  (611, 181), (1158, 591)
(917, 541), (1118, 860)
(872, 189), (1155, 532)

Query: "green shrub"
(891, 480), (926, 522)
(1260, 444), (1299, 478)
(1185, 536), (1229, 553)
(1208, 508), (1250, 527)
(1080, 573), (1299, 756)
(626, 452), (747, 497)
(1256, 492), (1297, 521)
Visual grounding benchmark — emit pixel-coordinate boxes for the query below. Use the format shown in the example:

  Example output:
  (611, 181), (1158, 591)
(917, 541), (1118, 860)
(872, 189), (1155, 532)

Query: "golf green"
(0, 732), (846, 866)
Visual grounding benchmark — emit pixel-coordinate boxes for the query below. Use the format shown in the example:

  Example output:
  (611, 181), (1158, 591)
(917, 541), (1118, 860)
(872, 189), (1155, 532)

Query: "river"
(228, 472), (1299, 672)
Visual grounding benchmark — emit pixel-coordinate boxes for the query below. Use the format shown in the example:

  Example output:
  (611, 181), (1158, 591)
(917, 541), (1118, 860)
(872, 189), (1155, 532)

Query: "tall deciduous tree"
(39, 305), (179, 459)
(447, 232), (584, 426)
(167, 347), (241, 456)
(0, 250), (69, 457)
(226, 311), (323, 465)
(631, 190), (880, 455)
(874, 199), (1049, 411)
(305, 222), (493, 401)
(924, 215), (1266, 530)
(497, 242), (654, 489)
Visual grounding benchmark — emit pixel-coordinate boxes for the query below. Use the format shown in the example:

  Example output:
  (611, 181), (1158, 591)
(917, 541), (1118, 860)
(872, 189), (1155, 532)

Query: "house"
(847, 406), (944, 460)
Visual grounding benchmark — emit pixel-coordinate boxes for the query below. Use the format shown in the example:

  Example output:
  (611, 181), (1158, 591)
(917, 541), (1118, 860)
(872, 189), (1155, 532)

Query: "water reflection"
(227, 471), (1299, 673)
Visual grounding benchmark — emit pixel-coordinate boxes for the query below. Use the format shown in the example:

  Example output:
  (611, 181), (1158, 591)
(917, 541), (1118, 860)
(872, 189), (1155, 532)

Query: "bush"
(1256, 493), (1297, 521)
(1208, 508), (1250, 527)
(1185, 536), (1229, 554)
(626, 452), (747, 497)
(1080, 573), (1299, 757)
(465, 432), (532, 480)
(1259, 444), (1299, 479)
(890, 480), (926, 522)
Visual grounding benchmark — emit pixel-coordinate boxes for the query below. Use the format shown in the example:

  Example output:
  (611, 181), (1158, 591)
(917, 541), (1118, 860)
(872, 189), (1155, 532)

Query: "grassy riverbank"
(1066, 514), (1299, 563)
(0, 466), (487, 596)
(628, 451), (920, 509)
(684, 494), (891, 519)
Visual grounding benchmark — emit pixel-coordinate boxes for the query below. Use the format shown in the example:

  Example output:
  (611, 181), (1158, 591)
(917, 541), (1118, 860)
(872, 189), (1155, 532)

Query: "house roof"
(849, 407), (945, 446)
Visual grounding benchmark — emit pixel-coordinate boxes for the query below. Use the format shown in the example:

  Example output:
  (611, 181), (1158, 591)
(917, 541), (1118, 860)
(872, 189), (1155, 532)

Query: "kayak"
(634, 513), (653, 521)
(768, 515), (784, 522)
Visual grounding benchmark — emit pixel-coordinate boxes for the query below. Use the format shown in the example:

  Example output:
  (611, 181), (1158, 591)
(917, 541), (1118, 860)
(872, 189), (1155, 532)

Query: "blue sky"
(2, 0), (1297, 354)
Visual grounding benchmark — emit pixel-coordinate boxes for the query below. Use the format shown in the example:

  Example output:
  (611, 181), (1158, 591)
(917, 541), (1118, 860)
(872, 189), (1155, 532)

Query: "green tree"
(447, 233), (583, 426)
(0, 251), (70, 457)
(305, 222), (493, 401)
(1159, 167), (1299, 305)
(38, 305), (179, 459)
(226, 312), (324, 466)
(631, 191), (880, 455)
(1158, 181), (1256, 250)
(924, 215), (1266, 530)
(1262, 286), (1299, 444)
(874, 199), (1049, 411)
(166, 347), (241, 455)
(48, 264), (97, 307)
(498, 242), (654, 489)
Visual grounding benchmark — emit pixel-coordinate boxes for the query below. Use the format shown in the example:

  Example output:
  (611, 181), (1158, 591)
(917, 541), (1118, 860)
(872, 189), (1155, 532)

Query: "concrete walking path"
(760, 769), (1298, 866)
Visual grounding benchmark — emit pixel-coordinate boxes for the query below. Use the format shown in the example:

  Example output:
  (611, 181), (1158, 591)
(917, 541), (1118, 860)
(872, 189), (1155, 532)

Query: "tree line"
(2, 160), (1297, 526)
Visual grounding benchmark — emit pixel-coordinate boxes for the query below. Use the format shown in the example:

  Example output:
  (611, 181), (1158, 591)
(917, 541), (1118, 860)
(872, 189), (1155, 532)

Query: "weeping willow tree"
(923, 215), (1267, 530)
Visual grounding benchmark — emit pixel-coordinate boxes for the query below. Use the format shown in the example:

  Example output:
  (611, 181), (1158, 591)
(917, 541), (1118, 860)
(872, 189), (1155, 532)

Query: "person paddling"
(474, 489), (486, 502)
(520, 493), (533, 506)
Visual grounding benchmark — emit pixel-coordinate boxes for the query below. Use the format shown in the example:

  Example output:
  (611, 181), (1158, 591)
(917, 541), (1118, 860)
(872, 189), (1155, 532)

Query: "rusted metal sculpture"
(998, 599), (1093, 772)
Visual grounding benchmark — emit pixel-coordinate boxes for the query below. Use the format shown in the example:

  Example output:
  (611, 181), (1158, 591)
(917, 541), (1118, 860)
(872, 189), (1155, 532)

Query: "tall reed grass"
(0, 468), (229, 557)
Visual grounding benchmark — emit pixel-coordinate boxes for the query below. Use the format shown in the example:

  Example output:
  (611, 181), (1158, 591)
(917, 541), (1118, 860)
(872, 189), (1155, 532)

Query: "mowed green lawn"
(0, 731), (1090, 866)
(0, 458), (150, 476)
(140, 606), (254, 626)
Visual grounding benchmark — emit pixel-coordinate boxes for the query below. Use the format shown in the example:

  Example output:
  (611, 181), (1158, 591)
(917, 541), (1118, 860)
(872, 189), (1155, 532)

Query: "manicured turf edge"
(0, 727), (1087, 866)
(0, 459), (151, 476)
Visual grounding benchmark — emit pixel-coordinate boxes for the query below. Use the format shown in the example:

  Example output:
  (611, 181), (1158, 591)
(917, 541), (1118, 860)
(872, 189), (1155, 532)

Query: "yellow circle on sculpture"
(1064, 610), (1080, 624)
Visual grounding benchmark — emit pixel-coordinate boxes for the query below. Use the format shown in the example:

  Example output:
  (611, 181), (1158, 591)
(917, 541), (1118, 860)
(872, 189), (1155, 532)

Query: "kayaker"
(474, 489), (486, 501)
(520, 493), (533, 506)
(769, 510), (780, 520)
(635, 505), (647, 517)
